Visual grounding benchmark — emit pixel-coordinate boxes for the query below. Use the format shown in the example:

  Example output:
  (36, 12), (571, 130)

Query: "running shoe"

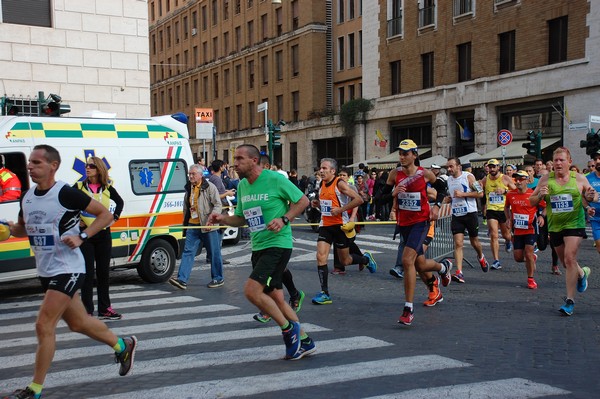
(207, 279), (224, 288)
(168, 277), (187, 290)
(505, 240), (513, 253)
(389, 266), (404, 279)
(483, 218), (487, 226)
(364, 251), (377, 273)
(478, 255), (489, 273)
(423, 277), (443, 307)
(439, 259), (453, 287)
(527, 277), (538, 290)
(551, 265), (562, 275)
(253, 312), (272, 323)
(287, 337), (317, 360)
(311, 291), (332, 305)
(451, 271), (465, 284)
(282, 321), (301, 359)
(559, 298), (575, 316)
(115, 336), (137, 376)
(289, 290), (305, 313)
(330, 267), (347, 275)
(98, 307), (122, 321)
(577, 267), (591, 293)
(491, 260), (502, 270)
(398, 307), (414, 326)
(2, 387), (40, 399)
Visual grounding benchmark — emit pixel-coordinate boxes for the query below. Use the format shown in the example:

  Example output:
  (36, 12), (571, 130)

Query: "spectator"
(289, 169), (300, 188)
(0, 154), (22, 202)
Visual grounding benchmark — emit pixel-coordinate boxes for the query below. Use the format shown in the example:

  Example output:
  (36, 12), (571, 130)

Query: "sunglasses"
(85, 164), (98, 169)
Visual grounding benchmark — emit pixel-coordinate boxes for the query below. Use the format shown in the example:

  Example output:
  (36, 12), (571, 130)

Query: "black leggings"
(80, 229), (113, 314)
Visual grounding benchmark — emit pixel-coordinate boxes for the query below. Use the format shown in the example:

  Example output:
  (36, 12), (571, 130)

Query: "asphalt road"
(0, 220), (598, 398)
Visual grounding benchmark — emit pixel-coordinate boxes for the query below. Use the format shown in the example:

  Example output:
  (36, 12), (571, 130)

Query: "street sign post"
(497, 129), (513, 171)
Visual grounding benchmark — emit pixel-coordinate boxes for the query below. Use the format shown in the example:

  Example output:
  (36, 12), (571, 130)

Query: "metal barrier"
(426, 203), (474, 268)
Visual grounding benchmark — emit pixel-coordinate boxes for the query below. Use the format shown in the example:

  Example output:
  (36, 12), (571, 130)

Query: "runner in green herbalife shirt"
(209, 144), (315, 360)
(530, 147), (598, 316)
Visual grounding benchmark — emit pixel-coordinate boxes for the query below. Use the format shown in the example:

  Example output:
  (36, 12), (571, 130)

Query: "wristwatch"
(79, 232), (89, 241)
(281, 216), (290, 225)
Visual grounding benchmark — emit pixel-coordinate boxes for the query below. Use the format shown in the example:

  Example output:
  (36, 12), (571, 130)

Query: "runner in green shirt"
(209, 144), (315, 360)
(530, 147), (598, 316)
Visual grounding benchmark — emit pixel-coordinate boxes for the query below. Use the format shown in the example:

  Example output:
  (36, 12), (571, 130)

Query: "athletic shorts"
(513, 234), (537, 250)
(317, 225), (350, 249)
(549, 228), (587, 247)
(590, 219), (600, 241)
(39, 273), (85, 298)
(486, 209), (507, 224)
(249, 247), (292, 292)
(396, 221), (430, 256)
(451, 212), (479, 237)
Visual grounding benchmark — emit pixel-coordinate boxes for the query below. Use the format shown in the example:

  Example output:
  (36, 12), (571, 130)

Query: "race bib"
(190, 206), (199, 220)
(550, 194), (574, 213)
(320, 199), (333, 216)
(513, 213), (529, 229)
(398, 192), (421, 211)
(452, 199), (468, 216)
(26, 223), (55, 252)
(243, 206), (266, 232)
(489, 192), (504, 205)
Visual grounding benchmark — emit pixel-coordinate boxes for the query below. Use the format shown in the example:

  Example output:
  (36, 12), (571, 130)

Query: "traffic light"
(580, 129), (600, 156)
(522, 130), (538, 157)
(267, 119), (285, 163)
(43, 94), (70, 117)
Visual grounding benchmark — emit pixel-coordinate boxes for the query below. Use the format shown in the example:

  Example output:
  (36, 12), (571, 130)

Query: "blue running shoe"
(389, 266), (404, 279)
(311, 291), (332, 305)
(577, 267), (591, 293)
(559, 298), (575, 316)
(505, 240), (513, 253)
(364, 251), (377, 273)
(288, 337), (317, 360)
(491, 260), (502, 270)
(282, 321), (301, 359)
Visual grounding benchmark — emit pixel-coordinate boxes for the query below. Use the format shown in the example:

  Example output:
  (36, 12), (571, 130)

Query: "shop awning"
(347, 157), (382, 168)
(459, 152), (482, 165)
(420, 154), (448, 168)
(368, 147), (432, 169)
(470, 138), (562, 168)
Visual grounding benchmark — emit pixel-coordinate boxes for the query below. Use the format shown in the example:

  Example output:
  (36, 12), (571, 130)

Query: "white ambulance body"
(0, 113), (237, 283)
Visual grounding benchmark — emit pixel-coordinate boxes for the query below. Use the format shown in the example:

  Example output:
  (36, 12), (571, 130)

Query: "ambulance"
(0, 112), (237, 284)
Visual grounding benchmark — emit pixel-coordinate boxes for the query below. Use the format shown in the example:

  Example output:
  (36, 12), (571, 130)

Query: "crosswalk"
(0, 283), (570, 398)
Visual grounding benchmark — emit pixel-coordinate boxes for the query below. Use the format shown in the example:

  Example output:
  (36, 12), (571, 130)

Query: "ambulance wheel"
(138, 239), (176, 283)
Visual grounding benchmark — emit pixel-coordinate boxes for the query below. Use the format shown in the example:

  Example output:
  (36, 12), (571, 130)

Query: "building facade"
(150, 0), (600, 175)
(0, 0), (151, 118)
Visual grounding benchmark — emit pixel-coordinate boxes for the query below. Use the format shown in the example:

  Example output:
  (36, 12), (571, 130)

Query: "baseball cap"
(514, 170), (529, 179)
(487, 158), (500, 166)
(397, 139), (418, 152)
(431, 164), (441, 169)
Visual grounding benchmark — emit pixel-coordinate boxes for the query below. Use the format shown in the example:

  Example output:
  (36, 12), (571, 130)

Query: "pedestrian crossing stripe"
(91, 355), (471, 399)
(364, 378), (569, 399)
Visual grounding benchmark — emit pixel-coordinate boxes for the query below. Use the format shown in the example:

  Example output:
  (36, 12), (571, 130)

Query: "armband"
(472, 181), (483, 193)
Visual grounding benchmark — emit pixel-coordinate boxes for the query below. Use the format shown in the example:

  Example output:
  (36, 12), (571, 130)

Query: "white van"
(0, 113), (237, 284)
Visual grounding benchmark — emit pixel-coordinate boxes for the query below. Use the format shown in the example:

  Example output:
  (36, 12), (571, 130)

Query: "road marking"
(90, 355), (470, 399)
(0, 323), (330, 370)
(1, 336), (391, 391)
(0, 290), (173, 312)
(0, 314), (315, 349)
(0, 304), (238, 335)
(363, 378), (570, 398)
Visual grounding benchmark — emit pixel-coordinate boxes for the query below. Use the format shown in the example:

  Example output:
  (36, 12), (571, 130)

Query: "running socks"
(404, 302), (414, 311)
(426, 276), (436, 288)
(113, 337), (126, 353)
(28, 382), (43, 398)
(317, 265), (329, 294)
(281, 322), (291, 332)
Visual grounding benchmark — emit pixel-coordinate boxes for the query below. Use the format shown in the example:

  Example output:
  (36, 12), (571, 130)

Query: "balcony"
(418, 5), (435, 28)
(387, 15), (403, 38)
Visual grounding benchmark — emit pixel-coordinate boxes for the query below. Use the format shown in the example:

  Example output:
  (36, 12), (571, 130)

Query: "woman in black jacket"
(75, 156), (124, 320)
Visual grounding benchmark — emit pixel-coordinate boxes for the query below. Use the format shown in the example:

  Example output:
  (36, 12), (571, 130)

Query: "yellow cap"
(0, 223), (10, 242)
(487, 158), (500, 166)
(397, 139), (418, 152)
(514, 170), (529, 179)
(340, 222), (356, 238)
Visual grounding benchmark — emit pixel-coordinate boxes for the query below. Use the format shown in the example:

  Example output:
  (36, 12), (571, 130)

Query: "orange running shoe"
(423, 277), (443, 307)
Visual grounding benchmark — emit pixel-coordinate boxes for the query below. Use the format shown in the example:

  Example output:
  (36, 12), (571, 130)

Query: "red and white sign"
(497, 129), (513, 146)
